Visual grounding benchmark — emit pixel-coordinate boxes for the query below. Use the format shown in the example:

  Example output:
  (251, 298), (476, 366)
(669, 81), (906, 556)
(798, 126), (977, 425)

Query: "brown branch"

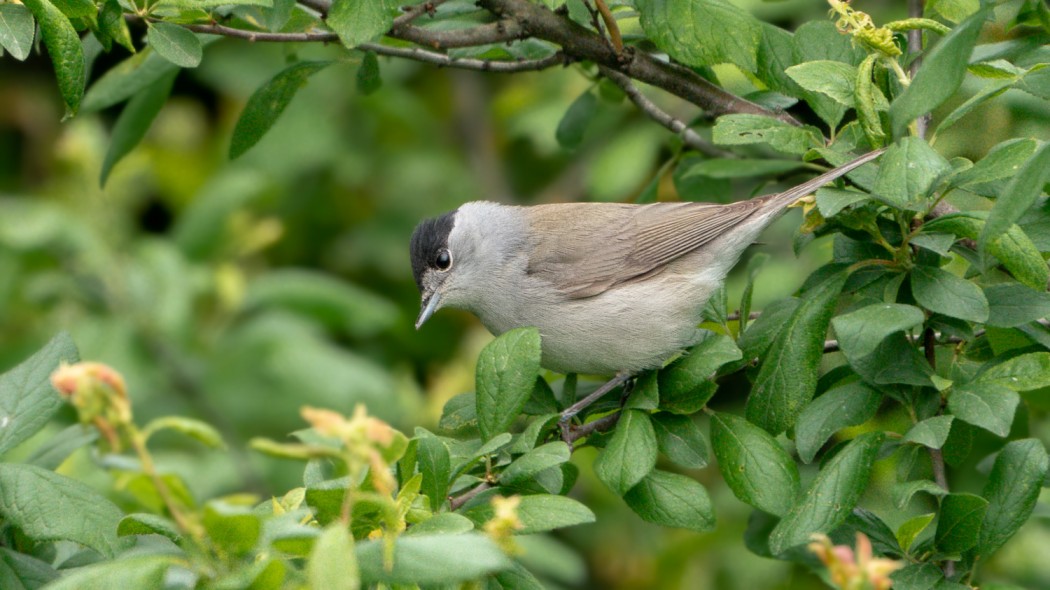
(390, 19), (527, 49)
(186, 0), (798, 127)
(477, 0), (800, 125)
(391, 0), (448, 29)
(449, 481), (492, 510)
(562, 411), (621, 446)
(179, 22), (566, 72)
(600, 67), (730, 157)
(183, 23), (337, 42)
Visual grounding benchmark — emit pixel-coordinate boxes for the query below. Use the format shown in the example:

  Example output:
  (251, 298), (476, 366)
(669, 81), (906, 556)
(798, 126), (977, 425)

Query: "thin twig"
(562, 411), (621, 446)
(449, 481), (492, 510)
(178, 22), (567, 72)
(600, 67), (730, 157)
(478, 0), (800, 125)
(591, 0), (623, 54)
(391, 0), (448, 29)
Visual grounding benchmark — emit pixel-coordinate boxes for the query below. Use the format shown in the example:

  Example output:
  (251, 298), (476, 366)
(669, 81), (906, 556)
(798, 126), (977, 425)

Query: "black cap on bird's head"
(409, 210), (457, 328)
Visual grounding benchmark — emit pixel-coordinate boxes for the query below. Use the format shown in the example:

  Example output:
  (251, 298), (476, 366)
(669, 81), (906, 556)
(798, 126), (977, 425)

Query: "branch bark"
(477, 0), (799, 125)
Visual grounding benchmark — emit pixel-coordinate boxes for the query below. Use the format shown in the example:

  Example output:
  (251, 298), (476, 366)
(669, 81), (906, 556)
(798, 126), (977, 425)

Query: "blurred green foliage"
(1, 0), (1050, 587)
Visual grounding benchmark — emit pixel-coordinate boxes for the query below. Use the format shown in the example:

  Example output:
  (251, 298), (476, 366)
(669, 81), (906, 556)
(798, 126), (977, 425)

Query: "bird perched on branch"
(410, 149), (883, 415)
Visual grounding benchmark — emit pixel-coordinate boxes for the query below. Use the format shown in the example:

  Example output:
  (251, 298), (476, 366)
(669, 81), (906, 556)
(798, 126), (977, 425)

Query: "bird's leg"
(559, 372), (633, 424)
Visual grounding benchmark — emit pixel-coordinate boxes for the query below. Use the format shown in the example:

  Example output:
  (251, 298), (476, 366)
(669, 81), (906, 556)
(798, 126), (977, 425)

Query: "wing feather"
(524, 200), (764, 298)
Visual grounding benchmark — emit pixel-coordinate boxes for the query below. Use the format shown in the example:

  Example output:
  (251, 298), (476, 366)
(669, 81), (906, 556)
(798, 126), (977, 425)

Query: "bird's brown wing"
(524, 200), (765, 298)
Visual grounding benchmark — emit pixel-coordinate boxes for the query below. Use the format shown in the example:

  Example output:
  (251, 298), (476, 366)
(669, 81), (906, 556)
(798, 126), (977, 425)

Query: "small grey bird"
(411, 150), (883, 381)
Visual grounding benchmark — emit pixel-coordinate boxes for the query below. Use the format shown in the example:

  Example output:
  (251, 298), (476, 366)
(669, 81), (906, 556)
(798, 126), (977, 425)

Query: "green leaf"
(980, 142), (1050, 254)
(142, 414), (225, 449)
(791, 21), (864, 127)
(356, 50), (381, 95)
(893, 479), (947, 509)
(986, 283), (1050, 328)
(934, 77), (1014, 135)
(747, 270), (847, 434)
(896, 513), (935, 553)
(712, 114), (823, 155)
(417, 435), (451, 512)
(475, 327), (542, 441)
(928, 0), (980, 23)
(83, 49), (179, 112)
(856, 54), (888, 145)
(0, 332), (78, 456)
(100, 71), (176, 187)
(96, 0), (133, 53)
(593, 409), (657, 496)
(357, 533), (510, 585)
(977, 438), (1049, 557)
(464, 494), (595, 535)
(0, 463), (122, 557)
(117, 513), (181, 544)
(948, 382), (1019, 437)
(636, 0), (761, 71)
(795, 381), (882, 463)
(889, 8), (989, 138)
(624, 470), (715, 532)
(891, 563), (944, 590)
(0, 547), (58, 589)
(785, 60), (857, 106)
(657, 331), (741, 414)
(146, 22), (202, 68)
(0, 4), (35, 61)
(768, 432), (883, 554)
(710, 412), (799, 517)
(24, 423), (96, 470)
(975, 352), (1050, 391)
(871, 137), (951, 211)
(623, 371), (658, 411)
(487, 561), (544, 590)
(935, 493), (988, 554)
(203, 500), (262, 555)
(499, 442), (570, 487)
(831, 302), (925, 359)
(739, 297), (800, 361)
(327, 0), (395, 49)
(910, 265), (989, 323)
(677, 159), (804, 179)
(308, 524), (359, 590)
(555, 89), (597, 149)
(229, 60), (333, 159)
(42, 556), (175, 590)
(902, 416), (954, 449)
(910, 232), (956, 256)
(848, 332), (935, 388)
(406, 513), (474, 536)
(20, 0), (84, 116)
(651, 412), (708, 469)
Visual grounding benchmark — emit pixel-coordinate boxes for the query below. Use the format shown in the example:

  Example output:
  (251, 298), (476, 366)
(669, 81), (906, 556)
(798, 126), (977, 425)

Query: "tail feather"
(767, 148), (886, 208)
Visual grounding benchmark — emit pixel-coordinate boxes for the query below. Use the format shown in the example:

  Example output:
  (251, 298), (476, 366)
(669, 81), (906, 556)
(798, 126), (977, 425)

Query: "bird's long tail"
(766, 147), (886, 208)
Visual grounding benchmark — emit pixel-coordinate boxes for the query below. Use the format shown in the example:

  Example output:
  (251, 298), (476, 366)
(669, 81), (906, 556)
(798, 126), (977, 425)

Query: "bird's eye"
(435, 249), (452, 271)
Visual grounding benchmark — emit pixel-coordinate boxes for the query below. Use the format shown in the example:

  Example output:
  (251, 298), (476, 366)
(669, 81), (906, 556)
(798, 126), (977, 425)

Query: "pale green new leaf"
(636, 0), (761, 71)
(147, 22), (203, 68)
(0, 4), (35, 61)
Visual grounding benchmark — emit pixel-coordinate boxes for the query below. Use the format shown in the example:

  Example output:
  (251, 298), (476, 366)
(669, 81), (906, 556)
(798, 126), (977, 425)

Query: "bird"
(410, 149), (883, 414)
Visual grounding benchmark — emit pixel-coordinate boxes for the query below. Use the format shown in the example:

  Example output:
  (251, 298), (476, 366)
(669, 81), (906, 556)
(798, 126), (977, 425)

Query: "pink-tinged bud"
(50, 362), (128, 399)
(809, 533), (902, 590)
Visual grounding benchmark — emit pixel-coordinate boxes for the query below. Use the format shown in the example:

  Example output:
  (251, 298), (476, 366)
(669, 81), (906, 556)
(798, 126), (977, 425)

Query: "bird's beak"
(416, 292), (441, 329)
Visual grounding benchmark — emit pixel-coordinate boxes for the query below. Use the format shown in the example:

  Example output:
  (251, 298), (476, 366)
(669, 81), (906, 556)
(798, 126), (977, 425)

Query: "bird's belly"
(477, 274), (715, 375)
